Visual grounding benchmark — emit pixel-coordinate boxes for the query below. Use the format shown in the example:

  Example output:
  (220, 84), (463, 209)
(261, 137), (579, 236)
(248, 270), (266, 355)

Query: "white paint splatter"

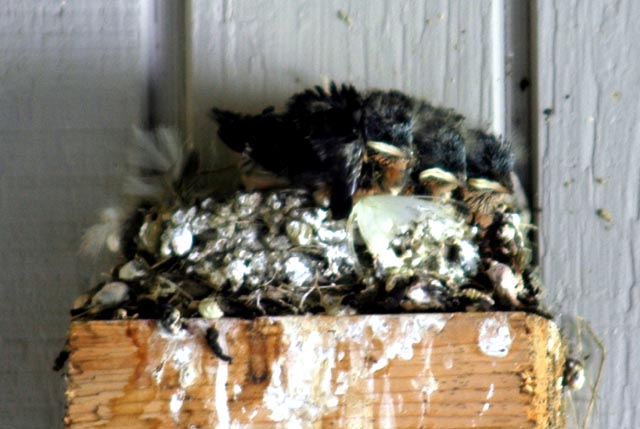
(260, 314), (449, 428)
(215, 333), (231, 428)
(379, 375), (396, 429)
(145, 323), (206, 425)
(169, 391), (185, 423)
(263, 325), (338, 427)
(478, 314), (513, 357)
(479, 383), (495, 416)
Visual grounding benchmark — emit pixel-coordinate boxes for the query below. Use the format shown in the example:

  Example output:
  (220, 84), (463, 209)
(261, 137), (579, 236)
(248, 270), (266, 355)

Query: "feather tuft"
(80, 207), (127, 256)
(125, 127), (186, 203)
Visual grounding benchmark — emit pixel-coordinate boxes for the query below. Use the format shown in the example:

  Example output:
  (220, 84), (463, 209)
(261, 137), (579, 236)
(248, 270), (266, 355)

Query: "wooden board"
(65, 312), (564, 428)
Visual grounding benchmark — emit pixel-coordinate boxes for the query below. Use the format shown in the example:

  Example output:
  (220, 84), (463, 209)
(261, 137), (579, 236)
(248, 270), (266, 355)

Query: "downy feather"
(80, 207), (127, 256)
(125, 127), (185, 202)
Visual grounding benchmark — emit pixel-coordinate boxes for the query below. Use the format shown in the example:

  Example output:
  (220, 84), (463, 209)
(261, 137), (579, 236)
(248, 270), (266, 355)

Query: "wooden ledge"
(65, 312), (565, 428)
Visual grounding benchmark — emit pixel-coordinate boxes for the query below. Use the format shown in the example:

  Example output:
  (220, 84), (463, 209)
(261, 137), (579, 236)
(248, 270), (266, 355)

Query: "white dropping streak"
(146, 324), (204, 425)
(478, 314), (513, 358)
(443, 354), (454, 369)
(379, 375), (396, 429)
(215, 332), (230, 428)
(479, 383), (495, 416)
(417, 336), (438, 428)
(422, 347), (438, 403)
(263, 324), (338, 426)
(169, 391), (185, 423)
(233, 384), (242, 401)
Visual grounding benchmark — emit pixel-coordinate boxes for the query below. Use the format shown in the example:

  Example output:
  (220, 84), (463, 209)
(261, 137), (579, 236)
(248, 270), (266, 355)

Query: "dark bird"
(211, 83), (515, 221)
(359, 90), (415, 197)
(212, 83), (416, 219)
(212, 83), (364, 219)
(465, 130), (514, 192)
(463, 130), (516, 226)
(410, 101), (467, 197)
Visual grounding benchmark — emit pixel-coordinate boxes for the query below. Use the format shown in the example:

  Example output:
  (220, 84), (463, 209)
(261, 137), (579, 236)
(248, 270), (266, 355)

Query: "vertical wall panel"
(534, 1), (640, 427)
(187, 0), (505, 167)
(0, 2), (146, 428)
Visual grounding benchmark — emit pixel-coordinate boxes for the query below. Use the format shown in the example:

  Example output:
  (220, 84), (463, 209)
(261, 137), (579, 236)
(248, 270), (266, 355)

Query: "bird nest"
(71, 83), (548, 325)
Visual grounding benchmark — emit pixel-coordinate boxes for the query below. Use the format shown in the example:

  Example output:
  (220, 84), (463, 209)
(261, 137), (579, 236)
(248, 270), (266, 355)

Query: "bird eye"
(366, 141), (408, 158)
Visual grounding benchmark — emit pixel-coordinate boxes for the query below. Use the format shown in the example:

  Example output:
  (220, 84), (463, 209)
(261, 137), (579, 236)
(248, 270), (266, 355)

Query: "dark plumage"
(465, 130), (514, 191)
(410, 101), (467, 195)
(211, 83), (517, 218)
(362, 90), (414, 150)
(462, 130), (516, 226)
(212, 84), (364, 219)
(357, 90), (415, 195)
(211, 107), (313, 178)
(213, 83), (418, 219)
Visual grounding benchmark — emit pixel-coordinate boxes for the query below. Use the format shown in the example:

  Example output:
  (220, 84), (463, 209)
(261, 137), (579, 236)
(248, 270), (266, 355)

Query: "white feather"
(125, 127), (185, 202)
(157, 128), (183, 179)
(129, 127), (175, 172)
(81, 128), (189, 258)
(80, 207), (127, 256)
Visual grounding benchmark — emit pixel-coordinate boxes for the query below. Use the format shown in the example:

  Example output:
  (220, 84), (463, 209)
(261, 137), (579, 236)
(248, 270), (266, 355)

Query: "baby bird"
(212, 83), (518, 224)
(359, 90), (415, 197)
(212, 83), (364, 219)
(212, 83), (417, 219)
(463, 130), (516, 226)
(410, 101), (467, 198)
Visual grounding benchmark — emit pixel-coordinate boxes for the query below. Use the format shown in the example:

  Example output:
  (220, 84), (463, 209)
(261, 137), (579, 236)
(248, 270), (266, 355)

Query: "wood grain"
(66, 313), (564, 429)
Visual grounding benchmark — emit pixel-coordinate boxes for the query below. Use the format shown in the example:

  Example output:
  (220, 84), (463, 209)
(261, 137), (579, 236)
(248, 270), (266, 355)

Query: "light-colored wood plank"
(66, 313), (564, 428)
(186, 0), (506, 168)
(533, 1), (640, 427)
